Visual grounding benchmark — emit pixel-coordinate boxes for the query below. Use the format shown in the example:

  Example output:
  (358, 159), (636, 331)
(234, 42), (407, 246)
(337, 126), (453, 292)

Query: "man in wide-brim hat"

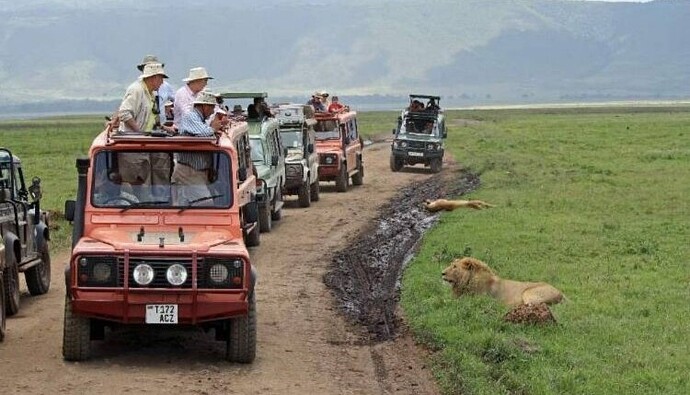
(174, 66), (214, 122)
(136, 54), (175, 125)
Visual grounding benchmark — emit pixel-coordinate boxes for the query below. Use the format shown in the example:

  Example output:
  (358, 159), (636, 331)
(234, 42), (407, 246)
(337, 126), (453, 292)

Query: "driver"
(92, 172), (140, 206)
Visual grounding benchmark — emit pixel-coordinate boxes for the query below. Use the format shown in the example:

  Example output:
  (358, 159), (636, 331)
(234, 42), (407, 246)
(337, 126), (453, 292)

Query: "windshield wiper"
(178, 194), (224, 213)
(120, 200), (169, 212)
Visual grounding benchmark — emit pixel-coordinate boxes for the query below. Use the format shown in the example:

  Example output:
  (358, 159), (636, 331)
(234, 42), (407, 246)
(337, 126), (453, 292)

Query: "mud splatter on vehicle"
(325, 168), (480, 341)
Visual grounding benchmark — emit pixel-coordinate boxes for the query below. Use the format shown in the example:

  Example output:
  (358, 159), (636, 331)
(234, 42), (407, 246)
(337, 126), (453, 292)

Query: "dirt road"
(0, 141), (450, 395)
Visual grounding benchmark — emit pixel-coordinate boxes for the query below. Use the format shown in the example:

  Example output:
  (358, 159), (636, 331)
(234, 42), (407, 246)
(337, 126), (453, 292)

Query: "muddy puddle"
(324, 167), (480, 342)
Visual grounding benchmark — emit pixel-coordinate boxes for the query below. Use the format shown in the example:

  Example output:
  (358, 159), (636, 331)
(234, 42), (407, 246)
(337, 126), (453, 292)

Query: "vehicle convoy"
(390, 94), (447, 173)
(314, 109), (364, 192)
(221, 92), (285, 233)
(62, 122), (259, 362)
(0, 148), (51, 332)
(275, 104), (320, 207)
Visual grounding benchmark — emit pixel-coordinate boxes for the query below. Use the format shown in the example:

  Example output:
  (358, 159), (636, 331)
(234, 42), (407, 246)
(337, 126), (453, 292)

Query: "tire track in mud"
(325, 167), (480, 341)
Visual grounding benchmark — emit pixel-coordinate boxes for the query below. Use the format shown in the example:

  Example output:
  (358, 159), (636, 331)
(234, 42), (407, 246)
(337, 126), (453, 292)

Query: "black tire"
(298, 180), (311, 208)
(245, 223), (261, 247)
(271, 187), (282, 221)
(430, 158), (442, 173)
(335, 164), (349, 192)
(3, 251), (20, 316)
(62, 295), (91, 361)
(390, 155), (403, 172)
(309, 180), (320, 202)
(26, 242), (51, 296)
(226, 291), (257, 363)
(0, 274), (6, 342)
(259, 204), (272, 233)
(351, 157), (364, 186)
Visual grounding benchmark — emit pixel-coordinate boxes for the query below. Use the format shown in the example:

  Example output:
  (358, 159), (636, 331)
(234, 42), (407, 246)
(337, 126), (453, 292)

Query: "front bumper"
(391, 148), (444, 160)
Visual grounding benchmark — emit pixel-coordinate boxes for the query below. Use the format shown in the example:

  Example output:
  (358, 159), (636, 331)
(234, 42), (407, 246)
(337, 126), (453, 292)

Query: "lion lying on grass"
(423, 199), (494, 212)
(441, 257), (564, 307)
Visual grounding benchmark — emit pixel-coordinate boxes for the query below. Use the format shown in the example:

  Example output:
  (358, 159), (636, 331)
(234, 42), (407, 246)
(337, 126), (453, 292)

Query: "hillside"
(0, 0), (688, 111)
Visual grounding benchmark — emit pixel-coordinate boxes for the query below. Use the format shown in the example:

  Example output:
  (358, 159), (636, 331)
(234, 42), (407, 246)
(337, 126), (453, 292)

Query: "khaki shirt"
(118, 79), (155, 132)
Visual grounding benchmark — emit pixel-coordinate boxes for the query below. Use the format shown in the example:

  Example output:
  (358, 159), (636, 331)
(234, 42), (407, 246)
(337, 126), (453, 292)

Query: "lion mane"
(441, 257), (564, 307)
(423, 199), (494, 212)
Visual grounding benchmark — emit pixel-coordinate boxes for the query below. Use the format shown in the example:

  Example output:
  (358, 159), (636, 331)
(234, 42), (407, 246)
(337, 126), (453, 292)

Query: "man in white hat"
(137, 55), (175, 126)
(117, 62), (171, 201)
(119, 62), (168, 133)
(172, 91), (228, 205)
(173, 67), (213, 125)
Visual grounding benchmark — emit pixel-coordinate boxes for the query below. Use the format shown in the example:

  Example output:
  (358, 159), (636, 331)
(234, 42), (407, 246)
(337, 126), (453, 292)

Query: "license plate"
(408, 151), (424, 157)
(145, 304), (178, 324)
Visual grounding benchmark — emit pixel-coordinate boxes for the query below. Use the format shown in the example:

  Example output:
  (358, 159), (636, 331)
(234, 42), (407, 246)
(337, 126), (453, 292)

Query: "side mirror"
(443, 128), (448, 138)
(0, 187), (10, 202)
(307, 143), (314, 153)
(28, 177), (42, 201)
(65, 200), (76, 222)
(343, 136), (351, 145)
(271, 155), (279, 167)
(392, 128), (396, 135)
(283, 147), (288, 156)
(238, 167), (247, 182)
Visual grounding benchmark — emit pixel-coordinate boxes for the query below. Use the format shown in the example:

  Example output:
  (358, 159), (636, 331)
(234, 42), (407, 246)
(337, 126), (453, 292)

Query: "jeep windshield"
(400, 118), (438, 136)
(90, 149), (232, 209)
(314, 120), (339, 140)
(280, 130), (303, 149)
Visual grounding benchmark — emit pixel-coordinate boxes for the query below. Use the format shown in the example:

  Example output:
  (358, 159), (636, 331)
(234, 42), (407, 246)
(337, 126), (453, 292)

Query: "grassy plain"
(402, 107), (690, 394)
(1, 108), (688, 394)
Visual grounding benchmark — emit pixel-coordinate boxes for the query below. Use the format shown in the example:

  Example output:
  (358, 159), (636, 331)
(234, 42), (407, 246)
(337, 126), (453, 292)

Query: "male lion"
(423, 199), (494, 212)
(441, 257), (564, 307)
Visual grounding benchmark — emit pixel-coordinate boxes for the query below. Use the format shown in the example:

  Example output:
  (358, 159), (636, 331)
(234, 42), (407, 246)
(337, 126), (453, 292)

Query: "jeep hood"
(79, 227), (240, 253)
(285, 147), (304, 162)
(396, 134), (442, 143)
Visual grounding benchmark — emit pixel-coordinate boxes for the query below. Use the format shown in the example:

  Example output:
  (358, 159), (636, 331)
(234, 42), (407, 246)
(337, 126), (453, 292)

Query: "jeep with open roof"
(275, 104), (320, 207)
(390, 94), (447, 173)
(62, 122), (259, 362)
(220, 92), (285, 233)
(1, 148), (51, 331)
(314, 109), (364, 192)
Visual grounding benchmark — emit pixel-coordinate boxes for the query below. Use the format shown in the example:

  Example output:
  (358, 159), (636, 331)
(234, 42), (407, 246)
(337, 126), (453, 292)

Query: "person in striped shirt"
(171, 91), (229, 205)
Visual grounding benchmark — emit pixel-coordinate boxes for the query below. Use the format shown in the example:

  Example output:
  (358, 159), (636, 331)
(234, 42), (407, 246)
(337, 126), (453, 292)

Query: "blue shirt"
(157, 80), (175, 123)
(176, 108), (214, 170)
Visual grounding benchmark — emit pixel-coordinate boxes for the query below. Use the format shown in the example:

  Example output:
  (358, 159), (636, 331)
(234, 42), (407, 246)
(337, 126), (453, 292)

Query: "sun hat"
(232, 104), (243, 113)
(193, 91), (219, 106)
(183, 67), (213, 82)
(137, 55), (164, 71)
(164, 100), (174, 107)
(141, 63), (168, 79)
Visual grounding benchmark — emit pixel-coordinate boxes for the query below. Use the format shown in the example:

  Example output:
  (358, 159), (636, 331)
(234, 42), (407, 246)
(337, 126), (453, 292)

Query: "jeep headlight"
(133, 264), (154, 285)
(93, 262), (113, 282)
(325, 156), (335, 165)
(427, 143), (439, 151)
(166, 264), (188, 286)
(400, 141), (408, 148)
(209, 263), (229, 284)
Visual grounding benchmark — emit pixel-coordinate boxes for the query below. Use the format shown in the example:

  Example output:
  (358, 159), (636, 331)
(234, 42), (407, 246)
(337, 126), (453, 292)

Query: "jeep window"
(0, 159), (21, 199)
(249, 139), (266, 163)
(91, 150), (232, 209)
(281, 130), (303, 148)
(314, 120), (340, 140)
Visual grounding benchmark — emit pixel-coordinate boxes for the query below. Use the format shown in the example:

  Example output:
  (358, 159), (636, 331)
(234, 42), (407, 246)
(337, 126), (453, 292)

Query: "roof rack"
(219, 92), (268, 99)
(409, 94), (441, 101)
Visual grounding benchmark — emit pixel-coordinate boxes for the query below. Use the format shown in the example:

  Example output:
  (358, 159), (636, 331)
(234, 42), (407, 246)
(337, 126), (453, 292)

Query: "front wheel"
(390, 155), (403, 172)
(3, 252), (20, 316)
(62, 295), (91, 361)
(271, 187), (283, 221)
(335, 164), (349, 192)
(298, 180), (311, 207)
(226, 292), (257, 363)
(245, 223), (261, 247)
(310, 180), (320, 202)
(0, 274), (6, 342)
(26, 242), (51, 295)
(351, 157), (364, 186)
(259, 204), (272, 233)
(430, 158), (442, 173)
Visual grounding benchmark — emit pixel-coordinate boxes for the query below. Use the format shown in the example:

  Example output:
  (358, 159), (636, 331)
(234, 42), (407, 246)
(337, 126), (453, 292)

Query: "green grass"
(2, 109), (688, 394)
(0, 115), (105, 250)
(402, 107), (690, 394)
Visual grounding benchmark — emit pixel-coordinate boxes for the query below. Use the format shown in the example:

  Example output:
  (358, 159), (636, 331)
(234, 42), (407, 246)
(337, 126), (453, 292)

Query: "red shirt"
(328, 102), (345, 113)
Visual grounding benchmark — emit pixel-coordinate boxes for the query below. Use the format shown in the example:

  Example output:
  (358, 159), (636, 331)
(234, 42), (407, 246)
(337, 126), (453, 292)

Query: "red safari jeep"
(62, 123), (259, 362)
(314, 110), (364, 192)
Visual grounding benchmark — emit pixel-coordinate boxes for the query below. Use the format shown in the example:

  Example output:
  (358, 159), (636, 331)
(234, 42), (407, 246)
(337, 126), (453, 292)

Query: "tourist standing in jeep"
(62, 119), (259, 362)
(0, 148), (51, 322)
(314, 104), (364, 192)
(275, 104), (320, 207)
(390, 94), (447, 173)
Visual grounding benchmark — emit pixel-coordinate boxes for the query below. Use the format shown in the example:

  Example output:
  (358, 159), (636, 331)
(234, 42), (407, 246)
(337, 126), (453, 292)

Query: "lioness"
(441, 257), (564, 306)
(423, 198), (494, 212)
